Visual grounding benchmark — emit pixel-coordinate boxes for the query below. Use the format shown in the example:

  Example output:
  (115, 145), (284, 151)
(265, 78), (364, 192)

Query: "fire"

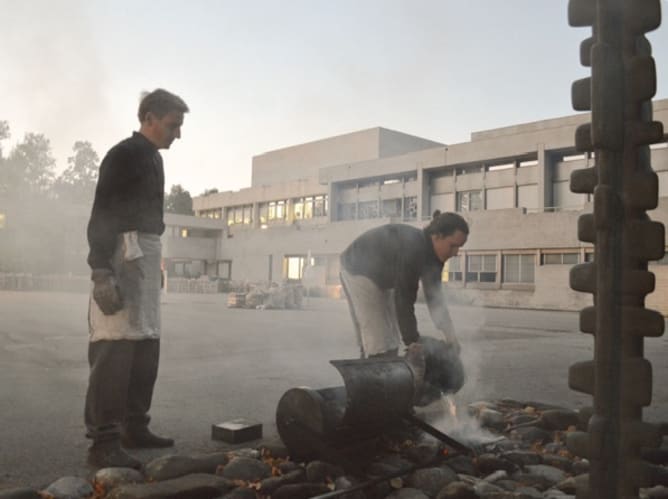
(446, 395), (458, 422)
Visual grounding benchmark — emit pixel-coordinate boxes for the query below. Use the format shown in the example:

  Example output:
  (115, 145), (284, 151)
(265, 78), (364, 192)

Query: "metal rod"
(308, 463), (421, 499)
(402, 413), (474, 456)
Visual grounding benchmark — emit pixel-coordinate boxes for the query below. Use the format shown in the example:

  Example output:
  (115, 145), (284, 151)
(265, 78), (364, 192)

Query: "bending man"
(340, 211), (468, 398)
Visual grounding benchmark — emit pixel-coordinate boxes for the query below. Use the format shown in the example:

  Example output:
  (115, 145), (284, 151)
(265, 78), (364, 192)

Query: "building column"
(417, 165), (429, 221)
(537, 144), (554, 211)
(327, 183), (336, 222)
(252, 202), (260, 229)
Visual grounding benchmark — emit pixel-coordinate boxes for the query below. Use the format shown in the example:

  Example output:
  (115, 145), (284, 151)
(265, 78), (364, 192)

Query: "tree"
(0, 121), (9, 159)
(53, 141), (100, 205)
(202, 187), (219, 196)
(164, 184), (194, 215)
(2, 132), (56, 196)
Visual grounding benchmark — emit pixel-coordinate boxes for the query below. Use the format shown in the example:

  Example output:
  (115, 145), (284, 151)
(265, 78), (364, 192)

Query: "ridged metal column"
(567, 1), (665, 498)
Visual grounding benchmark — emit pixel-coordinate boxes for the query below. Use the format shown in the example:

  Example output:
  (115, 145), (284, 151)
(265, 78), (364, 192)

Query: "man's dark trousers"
(84, 338), (160, 442)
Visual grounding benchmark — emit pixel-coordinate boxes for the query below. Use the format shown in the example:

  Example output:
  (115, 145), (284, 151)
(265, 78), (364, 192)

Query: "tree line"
(0, 120), (197, 214)
(0, 120), (207, 274)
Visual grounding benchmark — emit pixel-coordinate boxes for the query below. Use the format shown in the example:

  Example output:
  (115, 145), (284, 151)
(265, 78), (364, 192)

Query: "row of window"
(337, 196), (418, 221)
(446, 251), (594, 284)
(220, 195), (329, 226)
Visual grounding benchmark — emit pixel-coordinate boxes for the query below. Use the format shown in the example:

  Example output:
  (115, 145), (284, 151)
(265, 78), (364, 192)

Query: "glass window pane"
(504, 255), (520, 282)
(293, 198), (304, 219)
(468, 255), (482, 272)
(544, 254), (562, 265)
(482, 255), (497, 271)
(520, 254), (535, 282)
(304, 197), (313, 219)
(562, 253), (579, 264)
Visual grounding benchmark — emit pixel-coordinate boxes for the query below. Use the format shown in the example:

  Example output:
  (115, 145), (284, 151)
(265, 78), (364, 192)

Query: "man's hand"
(91, 269), (123, 315)
(442, 329), (461, 355)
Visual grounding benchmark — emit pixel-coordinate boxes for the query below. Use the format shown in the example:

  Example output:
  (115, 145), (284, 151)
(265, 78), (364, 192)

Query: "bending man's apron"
(89, 232), (162, 341)
(339, 268), (401, 358)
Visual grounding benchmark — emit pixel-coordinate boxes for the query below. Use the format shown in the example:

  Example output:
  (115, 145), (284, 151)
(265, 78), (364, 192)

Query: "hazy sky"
(2, 0), (667, 196)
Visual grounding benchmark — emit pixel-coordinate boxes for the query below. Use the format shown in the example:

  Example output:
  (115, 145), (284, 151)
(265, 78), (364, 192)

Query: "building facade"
(185, 100), (668, 312)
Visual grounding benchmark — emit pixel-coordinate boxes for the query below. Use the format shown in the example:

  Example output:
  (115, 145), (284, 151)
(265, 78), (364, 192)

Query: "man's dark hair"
(424, 210), (469, 237)
(138, 89), (189, 122)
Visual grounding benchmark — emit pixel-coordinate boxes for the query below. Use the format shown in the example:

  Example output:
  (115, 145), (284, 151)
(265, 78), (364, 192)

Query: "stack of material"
(227, 282), (304, 310)
(227, 293), (246, 308)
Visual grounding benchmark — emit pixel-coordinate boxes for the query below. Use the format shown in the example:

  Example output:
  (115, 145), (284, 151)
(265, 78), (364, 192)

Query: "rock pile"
(2, 399), (667, 499)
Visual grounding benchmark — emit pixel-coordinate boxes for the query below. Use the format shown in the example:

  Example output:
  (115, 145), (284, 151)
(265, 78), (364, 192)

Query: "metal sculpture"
(568, 1), (665, 497)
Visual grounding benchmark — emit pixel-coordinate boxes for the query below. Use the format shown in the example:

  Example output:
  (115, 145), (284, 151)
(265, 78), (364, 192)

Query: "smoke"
(1, 0), (112, 175)
(423, 295), (502, 445)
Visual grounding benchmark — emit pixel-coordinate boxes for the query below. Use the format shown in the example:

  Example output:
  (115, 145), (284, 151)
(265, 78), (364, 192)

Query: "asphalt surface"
(1, 290), (668, 489)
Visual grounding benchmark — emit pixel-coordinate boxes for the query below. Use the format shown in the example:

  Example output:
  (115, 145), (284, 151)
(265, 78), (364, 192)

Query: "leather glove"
(91, 268), (123, 315)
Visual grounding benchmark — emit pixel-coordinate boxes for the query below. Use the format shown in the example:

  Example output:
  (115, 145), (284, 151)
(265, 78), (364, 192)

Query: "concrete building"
(190, 100), (668, 313)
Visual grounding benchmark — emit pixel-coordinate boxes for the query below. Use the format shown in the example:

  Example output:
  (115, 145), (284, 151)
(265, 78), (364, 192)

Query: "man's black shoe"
(122, 429), (174, 449)
(87, 441), (142, 470)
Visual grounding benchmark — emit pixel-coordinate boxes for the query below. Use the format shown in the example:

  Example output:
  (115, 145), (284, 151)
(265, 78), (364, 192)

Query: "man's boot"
(87, 439), (142, 470)
(121, 428), (174, 449)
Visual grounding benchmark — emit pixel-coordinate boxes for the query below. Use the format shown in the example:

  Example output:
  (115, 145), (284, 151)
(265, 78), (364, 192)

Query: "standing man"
(85, 89), (188, 469)
(339, 211), (468, 400)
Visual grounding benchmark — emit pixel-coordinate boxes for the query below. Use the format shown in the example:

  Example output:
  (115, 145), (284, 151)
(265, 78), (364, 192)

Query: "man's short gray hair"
(138, 89), (189, 122)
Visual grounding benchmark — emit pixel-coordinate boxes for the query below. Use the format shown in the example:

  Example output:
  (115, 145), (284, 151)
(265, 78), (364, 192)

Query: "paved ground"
(1, 290), (668, 489)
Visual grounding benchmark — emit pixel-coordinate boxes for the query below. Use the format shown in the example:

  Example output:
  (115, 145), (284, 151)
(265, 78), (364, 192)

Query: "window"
(218, 260), (231, 279)
(227, 205), (253, 225)
(456, 191), (483, 212)
(314, 195), (328, 217)
(303, 197), (313, 219)
(259, 203), (268, 223)
(0, 213), (5, 229)
(584, 251), (594, 262)
(293, 198), (304, 219)
(542, 252), (580, 265)
(266, 200), (287, 221)
(445, 256), (463, 282)
(467, 254), (497, 282)
(243, 205), (252, 224)
(503, 254), (535, 283)
(358, 201), (379, 219)
(404, 196), (417, 219)
(486, 163), (514, 172)
(283, 255), (314, 281)
(382, 199), (402, 217)
(180, 228), (188, 238)
(338, 203), (357, 221)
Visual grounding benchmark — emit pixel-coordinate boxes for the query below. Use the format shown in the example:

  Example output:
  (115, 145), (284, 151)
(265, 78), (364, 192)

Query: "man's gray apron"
(89, 233), (162, 342)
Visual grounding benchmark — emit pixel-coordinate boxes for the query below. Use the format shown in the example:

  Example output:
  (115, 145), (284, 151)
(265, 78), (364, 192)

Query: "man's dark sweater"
(340, 223), (450, 345)
(87, 132), (165, 271)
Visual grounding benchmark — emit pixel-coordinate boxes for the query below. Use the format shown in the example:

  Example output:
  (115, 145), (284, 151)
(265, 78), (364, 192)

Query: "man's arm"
(421, 264), (459, 351)
(86, 147), (136, 270)
(394, 264), (421, 346)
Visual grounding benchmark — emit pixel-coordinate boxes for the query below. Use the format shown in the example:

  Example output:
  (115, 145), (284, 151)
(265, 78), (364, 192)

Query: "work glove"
(91, 268), (123, 315)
